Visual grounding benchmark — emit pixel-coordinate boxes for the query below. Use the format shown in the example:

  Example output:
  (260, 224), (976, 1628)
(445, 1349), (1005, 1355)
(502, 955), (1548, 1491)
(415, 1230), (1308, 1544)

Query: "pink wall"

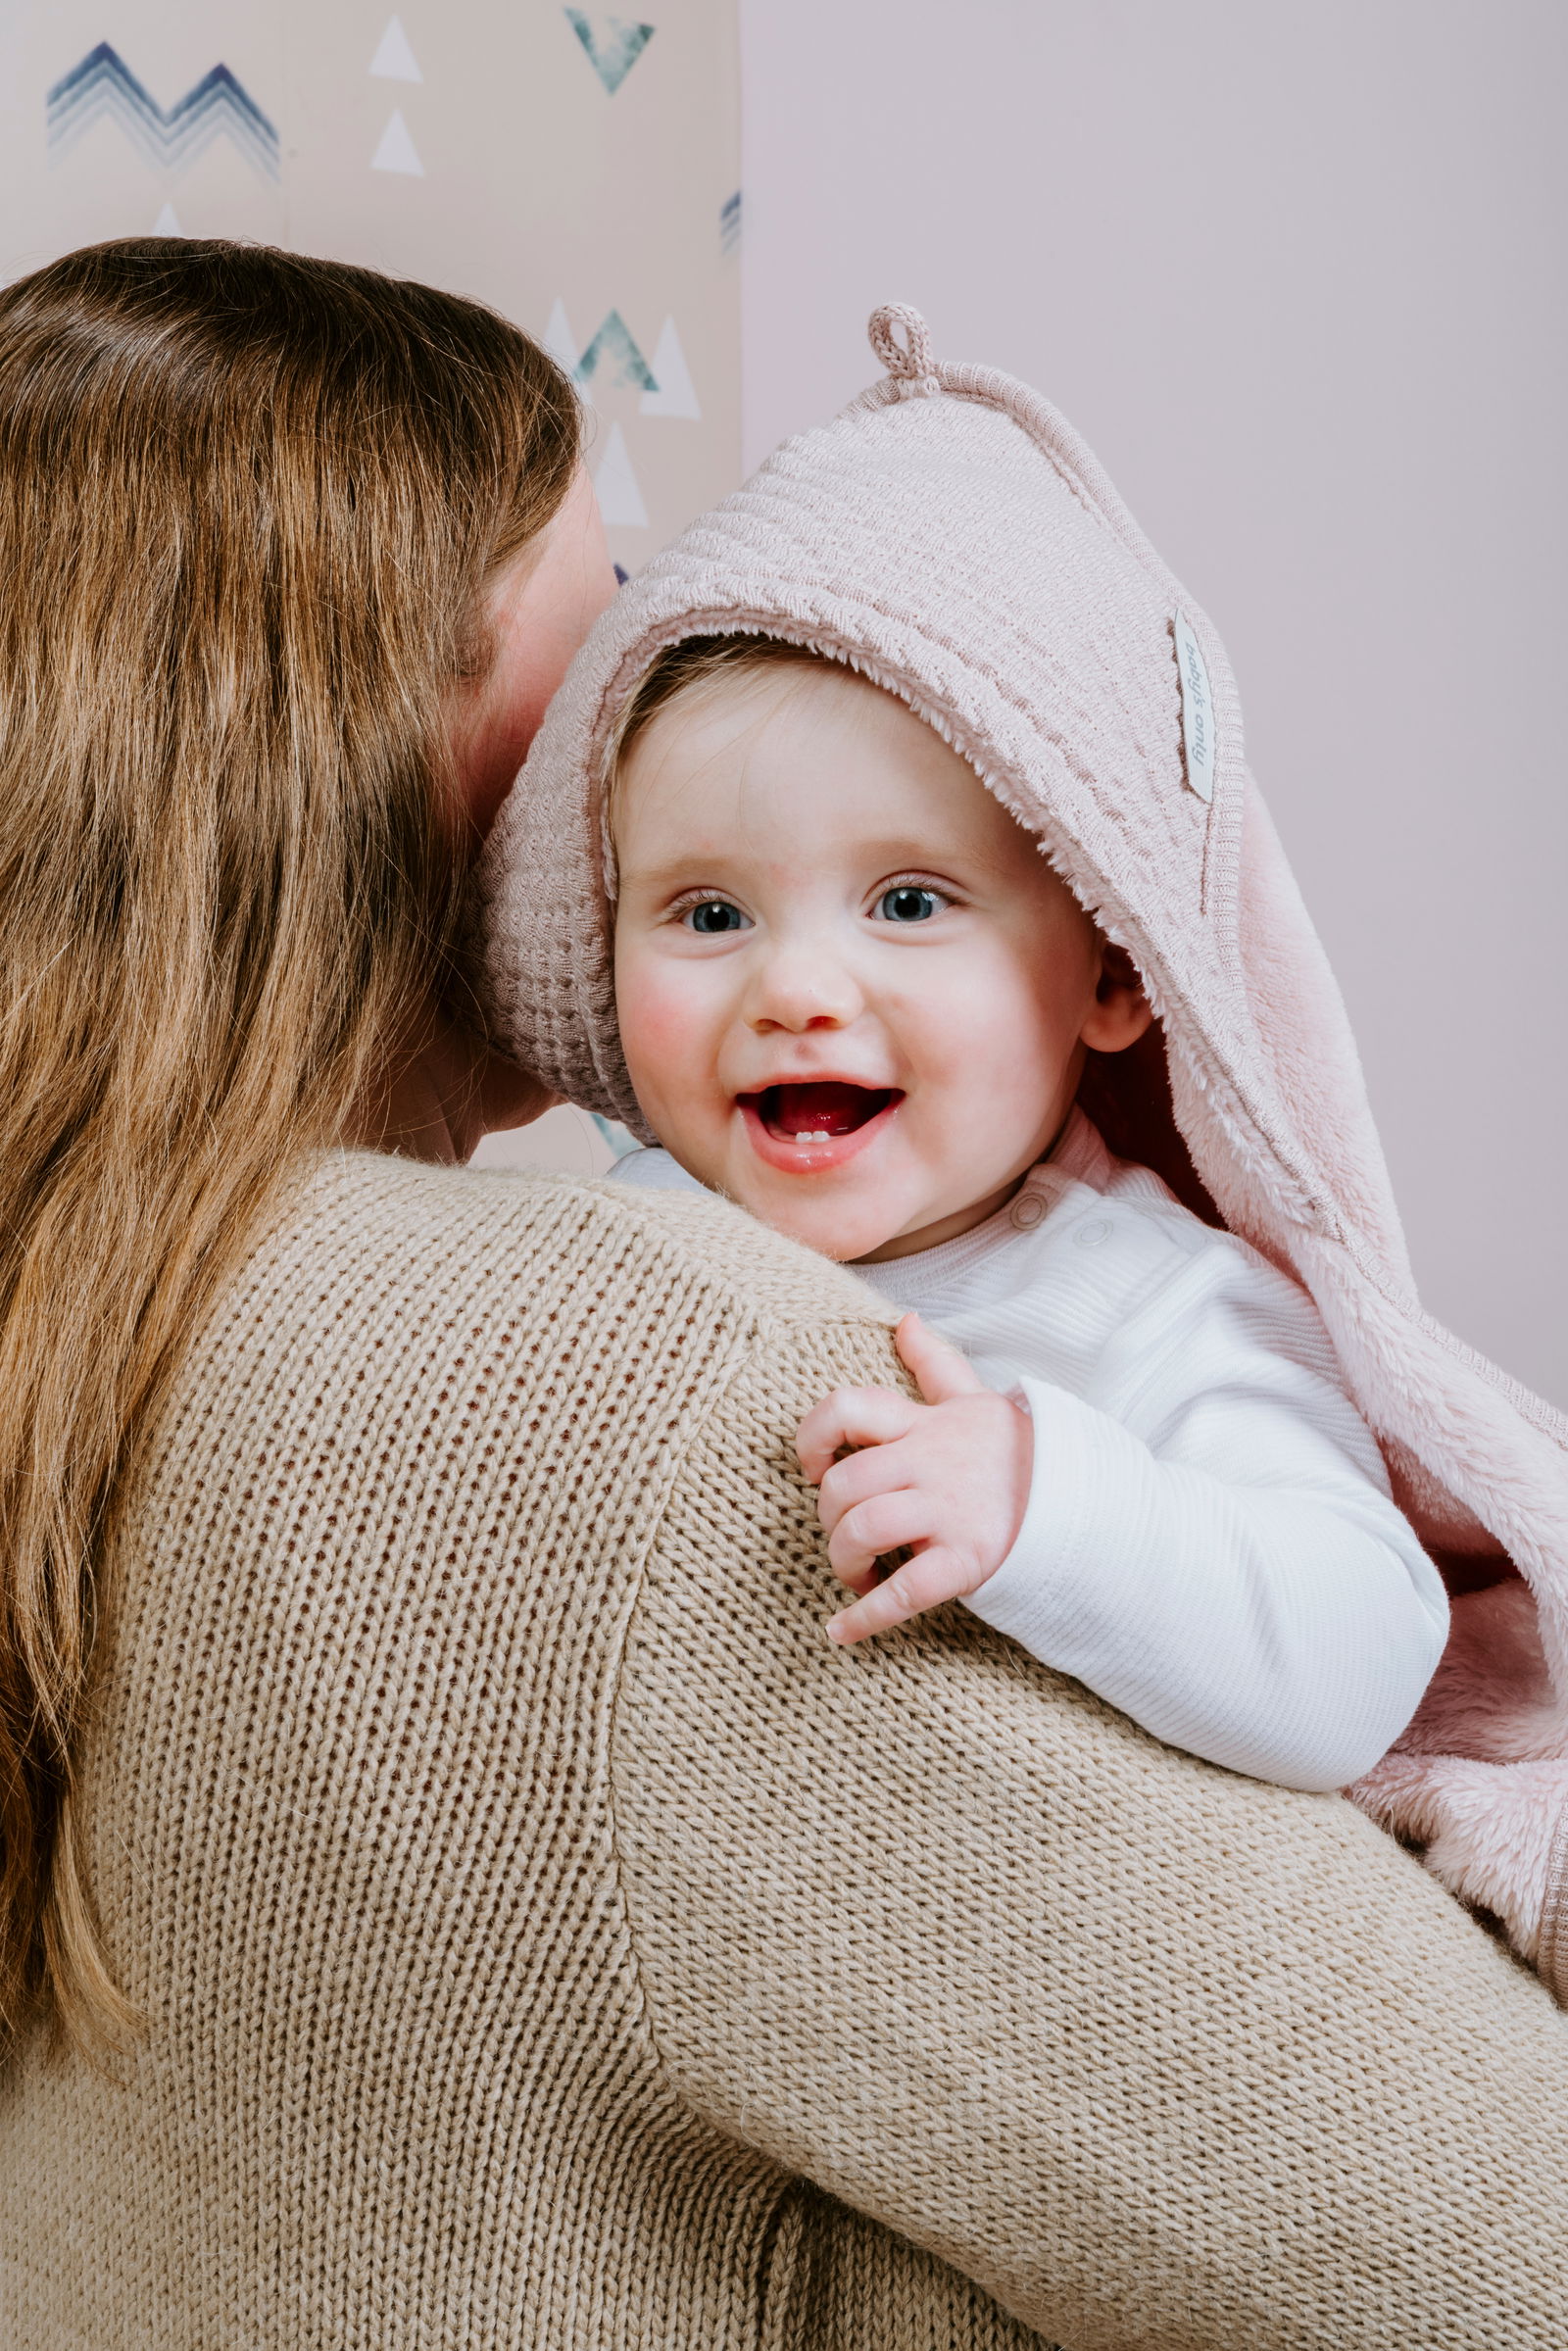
(741, 0), (1568, 1405)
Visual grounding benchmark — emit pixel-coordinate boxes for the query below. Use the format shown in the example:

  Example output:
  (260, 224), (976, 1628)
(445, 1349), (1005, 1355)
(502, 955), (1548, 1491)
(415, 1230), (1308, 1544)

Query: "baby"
(603, 634), (1447, 1792)
(485, 304), (1568, 1983)
(486, 298), (1533, 1834)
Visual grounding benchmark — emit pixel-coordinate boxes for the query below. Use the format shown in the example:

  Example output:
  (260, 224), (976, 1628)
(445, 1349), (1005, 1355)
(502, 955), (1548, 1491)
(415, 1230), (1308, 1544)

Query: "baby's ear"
(1082, 942), (1154, 1054)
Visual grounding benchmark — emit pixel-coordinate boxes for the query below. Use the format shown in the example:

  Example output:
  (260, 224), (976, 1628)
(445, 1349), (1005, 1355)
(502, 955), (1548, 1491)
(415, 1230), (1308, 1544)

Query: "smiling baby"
(604, 632), (1446, 1791)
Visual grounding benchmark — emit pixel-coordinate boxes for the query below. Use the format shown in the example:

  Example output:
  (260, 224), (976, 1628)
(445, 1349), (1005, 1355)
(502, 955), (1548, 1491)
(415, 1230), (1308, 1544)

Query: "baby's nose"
(745, 939), (863, 1034)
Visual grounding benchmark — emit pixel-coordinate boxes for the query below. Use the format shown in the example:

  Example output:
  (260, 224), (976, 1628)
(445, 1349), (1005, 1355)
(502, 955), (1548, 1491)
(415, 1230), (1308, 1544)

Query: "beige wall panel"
(0, 2), (739, 567)
(739, 0), (1568, 1408)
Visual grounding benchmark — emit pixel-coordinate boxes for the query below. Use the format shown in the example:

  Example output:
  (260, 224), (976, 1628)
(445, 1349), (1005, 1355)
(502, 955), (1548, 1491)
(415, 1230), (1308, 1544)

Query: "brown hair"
(0, 237), (578, 2051)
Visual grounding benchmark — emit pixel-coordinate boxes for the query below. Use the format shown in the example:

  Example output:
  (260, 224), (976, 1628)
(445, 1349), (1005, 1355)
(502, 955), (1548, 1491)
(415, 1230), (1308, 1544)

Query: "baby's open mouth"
(742, 1082), (903, 1144)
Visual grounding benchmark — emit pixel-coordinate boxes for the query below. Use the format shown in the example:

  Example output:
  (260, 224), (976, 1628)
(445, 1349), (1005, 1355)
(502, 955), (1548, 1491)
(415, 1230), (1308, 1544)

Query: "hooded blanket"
(481, 305), (1568, 1995)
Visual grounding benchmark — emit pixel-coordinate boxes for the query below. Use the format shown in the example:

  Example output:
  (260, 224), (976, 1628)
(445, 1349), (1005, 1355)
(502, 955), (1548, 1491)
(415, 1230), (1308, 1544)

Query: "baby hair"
(606, 633), (826, 837)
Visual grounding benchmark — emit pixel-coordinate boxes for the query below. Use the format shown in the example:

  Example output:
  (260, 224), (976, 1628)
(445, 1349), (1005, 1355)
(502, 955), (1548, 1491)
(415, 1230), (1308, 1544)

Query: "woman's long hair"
(0, 238), (579, 2050)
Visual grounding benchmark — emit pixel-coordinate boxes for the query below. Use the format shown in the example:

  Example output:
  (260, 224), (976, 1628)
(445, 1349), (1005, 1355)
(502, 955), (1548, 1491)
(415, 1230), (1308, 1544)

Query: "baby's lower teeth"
(796, 1129), (830, 1142)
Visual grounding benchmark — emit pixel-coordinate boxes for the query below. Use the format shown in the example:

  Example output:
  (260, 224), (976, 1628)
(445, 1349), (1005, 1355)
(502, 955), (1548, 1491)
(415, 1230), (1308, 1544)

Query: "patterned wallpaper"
(0, 2), (740, 569)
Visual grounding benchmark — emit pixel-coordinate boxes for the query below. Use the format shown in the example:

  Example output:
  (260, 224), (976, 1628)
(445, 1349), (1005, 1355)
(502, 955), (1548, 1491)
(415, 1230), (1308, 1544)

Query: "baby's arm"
(800, 1261), (1448, 1792)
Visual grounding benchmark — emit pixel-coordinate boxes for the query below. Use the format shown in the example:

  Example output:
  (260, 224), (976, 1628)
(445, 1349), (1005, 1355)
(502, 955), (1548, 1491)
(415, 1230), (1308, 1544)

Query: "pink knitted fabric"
(480, 305), (1568, 1994)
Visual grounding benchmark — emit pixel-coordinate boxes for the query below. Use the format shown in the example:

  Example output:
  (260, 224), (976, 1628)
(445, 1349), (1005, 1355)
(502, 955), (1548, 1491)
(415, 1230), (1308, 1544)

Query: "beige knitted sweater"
(6, 1150), (1568, 2350)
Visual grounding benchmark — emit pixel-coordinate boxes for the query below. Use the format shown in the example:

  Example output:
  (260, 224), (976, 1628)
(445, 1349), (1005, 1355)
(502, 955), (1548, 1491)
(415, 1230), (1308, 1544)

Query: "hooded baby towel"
(481, 305), (1568, 1996)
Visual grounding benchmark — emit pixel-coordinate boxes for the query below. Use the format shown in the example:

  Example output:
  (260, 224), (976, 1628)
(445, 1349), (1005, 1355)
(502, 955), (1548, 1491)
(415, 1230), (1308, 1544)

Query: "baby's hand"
(795, 1312), (1032, 1644)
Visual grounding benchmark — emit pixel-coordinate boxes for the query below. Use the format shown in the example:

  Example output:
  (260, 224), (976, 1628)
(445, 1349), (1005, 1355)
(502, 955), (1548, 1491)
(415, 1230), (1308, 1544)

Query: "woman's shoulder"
(135, 1148), (904, 1653)
(246, 1146), (892, 1367)
(131, 1144), (903, 1727)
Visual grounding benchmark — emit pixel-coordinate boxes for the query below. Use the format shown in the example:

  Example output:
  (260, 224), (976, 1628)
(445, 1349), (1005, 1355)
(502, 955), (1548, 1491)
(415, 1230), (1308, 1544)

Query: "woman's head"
(0, 237), (592, 2048)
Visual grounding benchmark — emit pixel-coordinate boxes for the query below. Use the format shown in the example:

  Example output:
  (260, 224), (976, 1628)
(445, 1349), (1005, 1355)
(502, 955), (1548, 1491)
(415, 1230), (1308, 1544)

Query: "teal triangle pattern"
(564, 11), (655, 96)
(576, 310), (658, 392)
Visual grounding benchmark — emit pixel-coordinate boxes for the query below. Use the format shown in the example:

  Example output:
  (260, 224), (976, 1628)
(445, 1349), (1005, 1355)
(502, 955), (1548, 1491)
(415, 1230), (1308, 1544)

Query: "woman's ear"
(1080, 941), (1153, 1054)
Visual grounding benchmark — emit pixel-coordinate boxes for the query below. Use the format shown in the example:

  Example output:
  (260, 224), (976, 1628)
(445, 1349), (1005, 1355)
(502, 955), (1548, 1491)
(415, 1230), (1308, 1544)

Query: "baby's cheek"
(910, 977), (1068, 1161)
(911, 989), (1021, 1110)
(617, 961), (723, 1125)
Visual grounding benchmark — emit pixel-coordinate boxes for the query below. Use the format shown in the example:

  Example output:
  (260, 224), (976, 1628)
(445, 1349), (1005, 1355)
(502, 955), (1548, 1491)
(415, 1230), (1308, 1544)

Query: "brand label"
(1173, 612), (1216, 804)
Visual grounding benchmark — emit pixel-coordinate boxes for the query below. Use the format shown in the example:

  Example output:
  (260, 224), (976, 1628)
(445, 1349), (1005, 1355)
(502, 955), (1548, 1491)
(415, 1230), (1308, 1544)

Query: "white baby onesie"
(611, 1110), (1447, 1791)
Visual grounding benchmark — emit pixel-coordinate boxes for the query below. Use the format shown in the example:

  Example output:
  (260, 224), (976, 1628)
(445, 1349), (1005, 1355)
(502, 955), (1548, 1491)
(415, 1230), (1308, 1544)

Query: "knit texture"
(478, 303), (1568, 1988)
(7, 1150), (1568, 2345)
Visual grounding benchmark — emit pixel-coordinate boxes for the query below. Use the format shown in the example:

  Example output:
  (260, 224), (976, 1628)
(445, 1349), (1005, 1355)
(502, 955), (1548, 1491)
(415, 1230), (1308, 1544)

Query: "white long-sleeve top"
(612, 1112), (1447, 1790)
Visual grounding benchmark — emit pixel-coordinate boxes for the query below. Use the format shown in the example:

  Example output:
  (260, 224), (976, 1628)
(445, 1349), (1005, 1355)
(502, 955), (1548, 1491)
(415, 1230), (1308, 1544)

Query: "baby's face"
(612, 661), (1123, 1263)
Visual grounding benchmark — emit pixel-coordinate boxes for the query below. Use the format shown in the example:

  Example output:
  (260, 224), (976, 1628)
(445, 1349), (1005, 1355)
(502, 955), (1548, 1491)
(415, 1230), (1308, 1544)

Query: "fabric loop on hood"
(867, 301), (941, 396)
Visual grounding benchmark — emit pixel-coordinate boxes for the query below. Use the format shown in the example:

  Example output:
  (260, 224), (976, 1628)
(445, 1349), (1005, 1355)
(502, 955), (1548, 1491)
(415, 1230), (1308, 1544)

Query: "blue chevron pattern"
(46, 43), (280, 181)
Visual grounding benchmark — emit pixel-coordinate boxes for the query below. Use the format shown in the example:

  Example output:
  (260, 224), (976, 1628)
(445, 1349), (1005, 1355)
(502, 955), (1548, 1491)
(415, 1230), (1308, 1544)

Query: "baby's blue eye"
(684, 898), (749, 934)
(875, 884), (945, 924)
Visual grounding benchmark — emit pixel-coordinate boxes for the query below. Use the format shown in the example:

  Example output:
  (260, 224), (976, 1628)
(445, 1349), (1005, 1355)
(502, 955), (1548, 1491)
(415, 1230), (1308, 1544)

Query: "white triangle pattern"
(593, 422), (648, 528)
(543, 297), (580, 375)
(370, 109), (425, 176)
(153, 201), (181, 235)
(639, 317), (701, 419)
(369, 15), (423, 81)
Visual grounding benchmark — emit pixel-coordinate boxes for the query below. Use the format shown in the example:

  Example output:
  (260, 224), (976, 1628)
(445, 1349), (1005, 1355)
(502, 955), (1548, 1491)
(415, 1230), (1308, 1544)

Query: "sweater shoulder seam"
(598, 1316), (770, 2146)
(598, 1315), (884, 2151)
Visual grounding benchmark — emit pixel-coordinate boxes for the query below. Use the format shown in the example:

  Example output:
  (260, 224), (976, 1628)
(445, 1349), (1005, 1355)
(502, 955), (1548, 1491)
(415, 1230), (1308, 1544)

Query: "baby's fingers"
(826, 1543), (971, 1645)
(825, 1487), (933, 1587)
(796, 1384), (918, 1483)
(816, 1433), (920, 1539)
(895, 1311), (985, 1403)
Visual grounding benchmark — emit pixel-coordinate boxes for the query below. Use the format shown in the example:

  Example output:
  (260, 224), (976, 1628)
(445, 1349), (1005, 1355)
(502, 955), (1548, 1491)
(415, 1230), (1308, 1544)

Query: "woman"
(1, 240), (1565, 2351)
